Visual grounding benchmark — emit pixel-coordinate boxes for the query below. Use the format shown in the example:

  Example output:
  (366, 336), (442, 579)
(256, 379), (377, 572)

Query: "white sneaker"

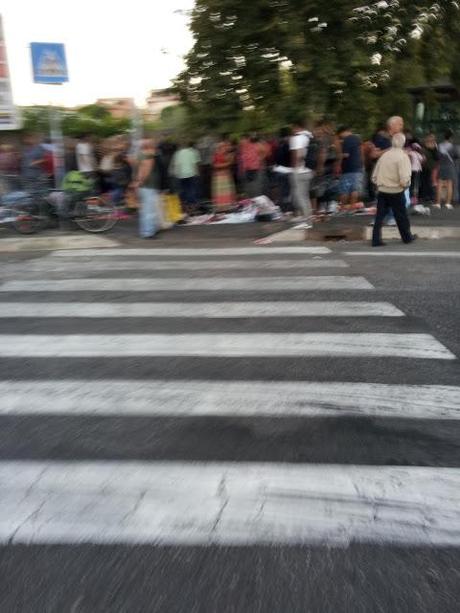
(423, 206), (431, 215)
(413, 205), (426, 215)
(445, 203), (454, 210)
(327, 201), (338, 214)
(433, 203), (441, 209)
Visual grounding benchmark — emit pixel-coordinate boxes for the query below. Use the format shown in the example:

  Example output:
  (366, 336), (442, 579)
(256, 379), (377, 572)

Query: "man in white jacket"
(289, 119), (313, 224)
(372, 132), (417, 247)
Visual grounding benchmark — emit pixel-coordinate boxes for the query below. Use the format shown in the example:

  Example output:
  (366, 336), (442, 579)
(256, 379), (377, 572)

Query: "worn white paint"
(0, 276), (374, 292)
(2, 259), (349, 273)
(0, 302), (404, 318)
(0, 333), (454, 359)
(345, 251), (460, 258)
(1, 462), (460, 546)
(1, 381), (459, 419)
(0, 236), (119, 253)
(50, 247), (331, 257)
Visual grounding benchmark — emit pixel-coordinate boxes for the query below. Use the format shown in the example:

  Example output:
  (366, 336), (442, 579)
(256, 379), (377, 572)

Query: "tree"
(20, 104), (131, 138)
(176, 0), (460, 134)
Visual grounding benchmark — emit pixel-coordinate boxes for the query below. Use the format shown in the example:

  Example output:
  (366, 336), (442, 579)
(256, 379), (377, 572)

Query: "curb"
(306, 225), (460, 242)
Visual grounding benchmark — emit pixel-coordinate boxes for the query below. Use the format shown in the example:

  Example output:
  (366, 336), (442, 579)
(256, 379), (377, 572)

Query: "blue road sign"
(30, 42), (68, 84)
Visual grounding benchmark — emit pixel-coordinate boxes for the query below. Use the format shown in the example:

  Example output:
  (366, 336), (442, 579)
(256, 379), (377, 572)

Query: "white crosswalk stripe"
(50, 247), (332, 257)
(0, 462), (460, 545)
(345, 251), (460, 258)
(0, 333), (454, 359)
(1, 381), (459, 419)
(0, 276), (374, 291)
(2, 462), (460, 546)
(2, 258), (350, 272)
(0, 301), (404, 318)
(0, 245), (457, 549)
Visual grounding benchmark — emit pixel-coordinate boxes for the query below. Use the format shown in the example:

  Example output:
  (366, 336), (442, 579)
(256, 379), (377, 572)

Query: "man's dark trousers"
(372, 190), (413, 245)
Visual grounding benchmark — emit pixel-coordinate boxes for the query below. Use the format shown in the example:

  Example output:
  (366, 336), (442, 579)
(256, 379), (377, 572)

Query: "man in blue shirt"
(21, 133), (46, 185)
(337, 126), (363, 208)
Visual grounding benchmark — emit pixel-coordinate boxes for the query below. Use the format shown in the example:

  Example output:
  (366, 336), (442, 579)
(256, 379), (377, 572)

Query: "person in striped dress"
(212, 135), (236, 211)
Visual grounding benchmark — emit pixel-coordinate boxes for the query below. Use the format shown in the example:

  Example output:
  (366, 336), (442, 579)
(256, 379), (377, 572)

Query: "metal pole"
(49, 103), (65, 188)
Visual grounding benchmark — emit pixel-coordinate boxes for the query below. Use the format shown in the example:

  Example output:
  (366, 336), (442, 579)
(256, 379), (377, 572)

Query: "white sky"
(0, 0), (195, 108)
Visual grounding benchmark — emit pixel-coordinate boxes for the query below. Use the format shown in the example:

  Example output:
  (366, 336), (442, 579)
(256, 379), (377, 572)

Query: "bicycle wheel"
(12, 199), (48, 235)
(74, 197), (118, 233)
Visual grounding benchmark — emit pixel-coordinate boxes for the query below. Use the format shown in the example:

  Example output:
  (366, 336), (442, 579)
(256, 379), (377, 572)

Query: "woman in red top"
(212, 136), (236, 210)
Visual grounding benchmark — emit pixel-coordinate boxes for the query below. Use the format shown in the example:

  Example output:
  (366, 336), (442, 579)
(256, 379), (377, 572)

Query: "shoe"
(404, 234), (418, 244)
(433, 203), (441, 209)
(445, 203), (454, 210)
(385, 219), (397, 226)
(372, 242), (387, 247)
(413, 204), (429, 216)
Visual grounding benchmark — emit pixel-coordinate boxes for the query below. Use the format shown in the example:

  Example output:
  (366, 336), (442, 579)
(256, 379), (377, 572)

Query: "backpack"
(305, 137), (320, 171)
(62, 171), (93, 193)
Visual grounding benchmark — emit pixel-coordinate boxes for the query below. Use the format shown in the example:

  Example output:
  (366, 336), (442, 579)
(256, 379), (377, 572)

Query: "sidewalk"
(1, 207), (459, 253)
(0, 215), (292, 252)
(306, 206), (460, 242)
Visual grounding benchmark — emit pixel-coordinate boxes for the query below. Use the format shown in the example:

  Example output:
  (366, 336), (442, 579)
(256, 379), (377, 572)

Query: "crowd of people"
(0, 116), (458, 239)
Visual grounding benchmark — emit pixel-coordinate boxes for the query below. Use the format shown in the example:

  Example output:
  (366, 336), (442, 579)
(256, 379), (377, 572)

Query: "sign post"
(30, 42), (69, 188)
(0, 16), (20, 130)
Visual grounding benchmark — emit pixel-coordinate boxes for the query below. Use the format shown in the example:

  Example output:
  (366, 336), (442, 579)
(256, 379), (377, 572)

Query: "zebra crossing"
(0, 245), (459, 548)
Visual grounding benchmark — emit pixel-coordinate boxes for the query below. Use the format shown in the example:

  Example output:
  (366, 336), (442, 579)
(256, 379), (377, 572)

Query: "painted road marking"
(0, 302), (404, 318)
(2, 259), (349, 272)
(50, 247), (332, 257)
(1, 381), (458, 419)
(0, 333), (454, 359)
(0, 277), (374, 292)
(1, 462), (460, 546)
(345, 251), (460, 258)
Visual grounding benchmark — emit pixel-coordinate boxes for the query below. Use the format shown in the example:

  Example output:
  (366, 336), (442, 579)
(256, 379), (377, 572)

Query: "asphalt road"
(0, 238), (459, 612)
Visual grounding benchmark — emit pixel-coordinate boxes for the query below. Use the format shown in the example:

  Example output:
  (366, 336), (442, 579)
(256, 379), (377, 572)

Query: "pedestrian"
(0, 143), (20, 194)
(420, 133), (439, 204)
(273, 127), (292, 213)
(289, 119), (314, 223)
(337, 126), (363, 210)
(21, 133), (46, 186)
(99, 137), (116, 194)
(133, 138), (162, 239)
(0, 143), (20, 175)
(196, 134), (216, 201)
(240, 133), (265, 198)
(406, 139), (425, 209)
(111, 140), (133, 209)
(64, 138), (78, 173)
(170, 141), (201, 215)
(434, 129), (457, 210)
(212, 135), (236, 211)
(383, 116), (406, 225)
(371, 133), (417, 247)
(75, 134), (97, 184)
(387, 116), (405, 138)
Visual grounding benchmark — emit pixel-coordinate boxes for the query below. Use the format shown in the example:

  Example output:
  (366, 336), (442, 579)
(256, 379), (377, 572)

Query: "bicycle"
(2, 174), (120, 234)
(0, 175), (45, 235)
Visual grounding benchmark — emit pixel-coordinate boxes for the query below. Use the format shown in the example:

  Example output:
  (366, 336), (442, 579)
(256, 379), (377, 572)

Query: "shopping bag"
(162, 193), (184, 224)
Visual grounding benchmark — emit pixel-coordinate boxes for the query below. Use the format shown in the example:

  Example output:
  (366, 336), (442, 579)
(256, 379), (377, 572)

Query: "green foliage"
(176, 0), (460, 135)
(20, 104), (131, 138)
